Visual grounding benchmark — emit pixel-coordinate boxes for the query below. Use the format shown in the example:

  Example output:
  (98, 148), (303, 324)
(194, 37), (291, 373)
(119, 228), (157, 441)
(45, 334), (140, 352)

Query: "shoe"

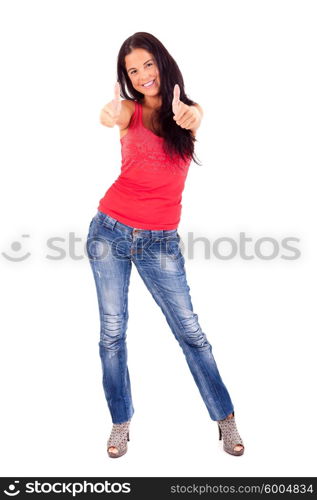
(217, 411), (244, 456)
(107, 420), (131, 458)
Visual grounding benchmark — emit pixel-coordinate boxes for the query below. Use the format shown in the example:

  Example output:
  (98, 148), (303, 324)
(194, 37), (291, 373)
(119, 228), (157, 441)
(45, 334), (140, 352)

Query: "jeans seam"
(121, 260), (132, 418)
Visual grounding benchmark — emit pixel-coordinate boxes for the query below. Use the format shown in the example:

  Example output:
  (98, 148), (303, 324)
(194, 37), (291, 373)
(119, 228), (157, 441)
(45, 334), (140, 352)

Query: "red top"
(97, 100), (191, 229)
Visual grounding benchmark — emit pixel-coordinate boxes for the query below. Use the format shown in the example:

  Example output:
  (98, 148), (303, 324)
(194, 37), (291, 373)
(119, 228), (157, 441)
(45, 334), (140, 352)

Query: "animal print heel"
(107, 420), (131, 458)
(217, 411), (244, 456)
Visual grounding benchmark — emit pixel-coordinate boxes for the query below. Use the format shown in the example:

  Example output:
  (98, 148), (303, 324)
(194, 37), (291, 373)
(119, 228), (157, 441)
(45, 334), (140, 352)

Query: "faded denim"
(86, 210), (234, 424)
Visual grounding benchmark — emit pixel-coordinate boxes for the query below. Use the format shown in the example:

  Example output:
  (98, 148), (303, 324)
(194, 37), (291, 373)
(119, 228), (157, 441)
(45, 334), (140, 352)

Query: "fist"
(101, 82), (122, 127)
(172, 84), (200, 130)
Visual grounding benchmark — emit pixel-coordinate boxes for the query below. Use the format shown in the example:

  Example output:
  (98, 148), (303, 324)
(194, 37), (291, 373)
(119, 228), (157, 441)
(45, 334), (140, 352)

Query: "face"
(125, 48), (160, 95)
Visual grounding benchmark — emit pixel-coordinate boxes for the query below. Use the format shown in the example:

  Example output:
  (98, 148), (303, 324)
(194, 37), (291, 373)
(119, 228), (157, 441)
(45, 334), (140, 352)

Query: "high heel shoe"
(107, 420), (131, 458)
(217, 411), (244, 456)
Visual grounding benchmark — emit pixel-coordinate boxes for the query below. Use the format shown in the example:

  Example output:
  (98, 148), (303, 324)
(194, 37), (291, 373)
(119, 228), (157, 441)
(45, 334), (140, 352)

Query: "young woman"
(86, 32), (244, 458)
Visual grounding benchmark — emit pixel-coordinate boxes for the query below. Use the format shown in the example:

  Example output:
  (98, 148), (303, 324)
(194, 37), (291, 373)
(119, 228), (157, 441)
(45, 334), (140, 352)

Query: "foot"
(218, 412), (244, 455)
(222, 412), (244, 453)
(107, 420), (130, 458)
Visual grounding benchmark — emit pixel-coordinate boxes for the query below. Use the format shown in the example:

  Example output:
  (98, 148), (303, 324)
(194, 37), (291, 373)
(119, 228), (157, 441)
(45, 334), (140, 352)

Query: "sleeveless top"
(97, 100), (192, 229)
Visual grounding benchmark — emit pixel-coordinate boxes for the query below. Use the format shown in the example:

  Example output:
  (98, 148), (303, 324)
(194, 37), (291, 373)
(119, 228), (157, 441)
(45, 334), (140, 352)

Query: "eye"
(130, 62), (153, 76)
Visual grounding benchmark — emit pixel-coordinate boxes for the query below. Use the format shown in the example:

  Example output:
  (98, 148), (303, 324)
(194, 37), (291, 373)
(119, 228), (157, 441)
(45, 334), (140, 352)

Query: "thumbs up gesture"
(100, 82), (122, 127)
(172, 84), (201, 131)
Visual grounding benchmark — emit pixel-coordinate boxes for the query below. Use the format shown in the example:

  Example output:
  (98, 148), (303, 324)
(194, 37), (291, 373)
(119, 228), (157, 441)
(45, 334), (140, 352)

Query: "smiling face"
(125, 48), (161, 98)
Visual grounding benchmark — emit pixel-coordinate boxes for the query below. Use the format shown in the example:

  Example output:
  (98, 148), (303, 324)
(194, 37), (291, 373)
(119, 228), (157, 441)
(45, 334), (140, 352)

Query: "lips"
(142, 79), (155, 88)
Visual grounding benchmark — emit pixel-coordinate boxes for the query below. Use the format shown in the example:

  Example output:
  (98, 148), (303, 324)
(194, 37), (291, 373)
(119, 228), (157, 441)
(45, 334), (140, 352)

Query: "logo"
(3, 481), (20, 496)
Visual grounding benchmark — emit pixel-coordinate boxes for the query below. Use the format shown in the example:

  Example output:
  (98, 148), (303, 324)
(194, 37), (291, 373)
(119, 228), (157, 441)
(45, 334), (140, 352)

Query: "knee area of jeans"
(99, 313), (127, 351)
(180, 314), (211, 349)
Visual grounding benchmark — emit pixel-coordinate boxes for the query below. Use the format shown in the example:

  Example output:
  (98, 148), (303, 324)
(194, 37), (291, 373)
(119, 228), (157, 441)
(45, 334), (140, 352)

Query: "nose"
(140, 71), (154, 85)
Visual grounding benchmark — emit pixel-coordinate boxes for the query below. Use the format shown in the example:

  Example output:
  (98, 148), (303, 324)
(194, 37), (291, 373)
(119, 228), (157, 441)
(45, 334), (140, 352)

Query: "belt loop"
(150, 230), (164, 238)
(103, 214), (117, 231)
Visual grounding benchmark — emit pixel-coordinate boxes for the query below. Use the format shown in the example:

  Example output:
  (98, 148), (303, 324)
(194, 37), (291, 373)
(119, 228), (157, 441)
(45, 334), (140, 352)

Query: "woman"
(86, 32), (244, 458)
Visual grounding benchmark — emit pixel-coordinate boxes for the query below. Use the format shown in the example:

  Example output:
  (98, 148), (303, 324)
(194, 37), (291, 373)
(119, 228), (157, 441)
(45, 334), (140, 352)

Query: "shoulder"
(122, 99), (136, 113)
(118, 100), (136, 131)
(122, 99), (135, 107)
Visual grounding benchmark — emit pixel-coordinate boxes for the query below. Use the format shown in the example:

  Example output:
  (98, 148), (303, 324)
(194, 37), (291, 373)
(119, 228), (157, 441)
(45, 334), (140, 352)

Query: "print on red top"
(98, 101), (191, 229)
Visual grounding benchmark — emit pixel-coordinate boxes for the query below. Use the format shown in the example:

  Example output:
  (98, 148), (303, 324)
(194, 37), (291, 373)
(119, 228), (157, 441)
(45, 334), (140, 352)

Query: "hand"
(172, 84), (200, 130)
(100, 82), (122, 126)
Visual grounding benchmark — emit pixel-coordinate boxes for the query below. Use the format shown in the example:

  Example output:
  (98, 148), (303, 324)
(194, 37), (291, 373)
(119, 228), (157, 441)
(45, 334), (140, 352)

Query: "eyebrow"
(127, 59), (154, 73)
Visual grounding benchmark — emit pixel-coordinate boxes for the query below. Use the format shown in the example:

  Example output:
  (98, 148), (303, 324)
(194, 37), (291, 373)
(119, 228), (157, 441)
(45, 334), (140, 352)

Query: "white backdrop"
(1, 0), (316, 477)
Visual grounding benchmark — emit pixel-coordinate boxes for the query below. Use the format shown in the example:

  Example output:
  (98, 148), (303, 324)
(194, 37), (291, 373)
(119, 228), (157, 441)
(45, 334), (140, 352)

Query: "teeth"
(143, 80), (154, 87)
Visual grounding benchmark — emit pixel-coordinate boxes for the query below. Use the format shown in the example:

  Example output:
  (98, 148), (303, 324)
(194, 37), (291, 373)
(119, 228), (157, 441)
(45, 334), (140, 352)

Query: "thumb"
(172, 84), (180, 114)
(173, 84), (180, 102)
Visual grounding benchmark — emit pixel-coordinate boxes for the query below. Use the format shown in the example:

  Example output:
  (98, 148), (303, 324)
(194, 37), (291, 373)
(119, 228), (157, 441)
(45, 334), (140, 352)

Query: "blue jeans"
(86, 210), (234, 424)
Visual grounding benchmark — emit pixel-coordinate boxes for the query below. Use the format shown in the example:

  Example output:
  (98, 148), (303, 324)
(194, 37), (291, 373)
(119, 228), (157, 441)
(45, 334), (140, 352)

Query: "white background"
(1, 0), (316, 478)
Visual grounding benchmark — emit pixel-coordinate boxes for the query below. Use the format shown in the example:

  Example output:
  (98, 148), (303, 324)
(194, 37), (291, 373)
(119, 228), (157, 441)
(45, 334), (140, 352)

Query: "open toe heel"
(217, 411), (245, 456)
(107, 420), (131, 458)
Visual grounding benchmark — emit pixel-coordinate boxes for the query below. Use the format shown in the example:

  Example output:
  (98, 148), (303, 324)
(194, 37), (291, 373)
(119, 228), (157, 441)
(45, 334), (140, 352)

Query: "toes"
(108, 447), (118, 454)
(234, 445), (244, 452)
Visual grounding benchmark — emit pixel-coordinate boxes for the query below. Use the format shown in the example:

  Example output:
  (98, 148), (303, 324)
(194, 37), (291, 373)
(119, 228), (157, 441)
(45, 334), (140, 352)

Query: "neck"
(142, 94), (162, 109)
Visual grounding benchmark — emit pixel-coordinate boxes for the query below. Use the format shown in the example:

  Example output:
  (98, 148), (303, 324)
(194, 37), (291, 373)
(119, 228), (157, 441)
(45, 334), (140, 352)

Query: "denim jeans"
(86, 210), (234, 424)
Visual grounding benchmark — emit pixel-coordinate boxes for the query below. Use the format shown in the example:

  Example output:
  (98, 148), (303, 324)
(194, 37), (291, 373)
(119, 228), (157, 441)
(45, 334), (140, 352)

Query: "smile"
(142, 79), (155, 88)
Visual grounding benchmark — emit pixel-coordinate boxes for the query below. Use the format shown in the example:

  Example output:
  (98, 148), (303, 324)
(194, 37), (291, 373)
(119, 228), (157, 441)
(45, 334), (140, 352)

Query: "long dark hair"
(117, 32), (202, 166)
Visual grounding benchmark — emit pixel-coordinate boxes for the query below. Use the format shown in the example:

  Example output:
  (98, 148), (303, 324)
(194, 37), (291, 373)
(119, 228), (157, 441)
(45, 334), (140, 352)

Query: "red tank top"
(97, 100), (191, 229)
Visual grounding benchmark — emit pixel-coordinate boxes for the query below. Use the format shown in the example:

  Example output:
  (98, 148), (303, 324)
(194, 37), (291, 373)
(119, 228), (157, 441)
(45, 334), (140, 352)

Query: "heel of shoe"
(218, 423), (222, 441)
